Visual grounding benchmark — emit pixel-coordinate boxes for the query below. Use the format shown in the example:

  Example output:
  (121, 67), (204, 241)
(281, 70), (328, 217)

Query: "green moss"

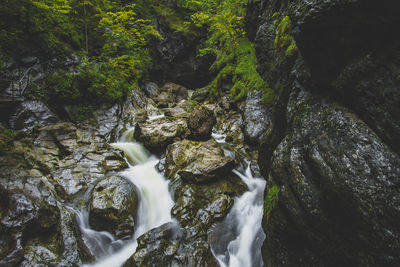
(0, 125), (15, 155)
(208, 37), (272, 101)
(285, 41), (299, 56)
(274, 16), (298, 57)
(264, 185), (280, 221)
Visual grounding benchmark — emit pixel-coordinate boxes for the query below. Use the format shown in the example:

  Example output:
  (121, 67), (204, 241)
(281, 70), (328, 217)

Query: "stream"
(76, 130), (266, 266)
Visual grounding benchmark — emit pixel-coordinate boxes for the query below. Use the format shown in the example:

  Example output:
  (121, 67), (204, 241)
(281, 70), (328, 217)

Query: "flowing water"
(77, 128), (265, 267)
(211, 133), (266, 267)
(77, 132), (174, 266)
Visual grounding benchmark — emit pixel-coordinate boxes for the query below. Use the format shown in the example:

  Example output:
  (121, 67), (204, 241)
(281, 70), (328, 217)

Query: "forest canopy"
(0, 0), (273, 104)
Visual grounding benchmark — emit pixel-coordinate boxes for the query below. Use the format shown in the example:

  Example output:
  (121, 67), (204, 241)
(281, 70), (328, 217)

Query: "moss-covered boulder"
(134, 116), (190, 149)
(125, 222), (219, 267)
(152, 82), (188, 107)
(165, 139), (234, 183)
(89, 176), (138, 240)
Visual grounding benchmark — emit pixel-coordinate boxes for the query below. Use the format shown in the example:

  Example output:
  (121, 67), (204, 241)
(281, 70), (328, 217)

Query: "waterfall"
(77, 133), (174, 267)
(211, 133), (266, 267)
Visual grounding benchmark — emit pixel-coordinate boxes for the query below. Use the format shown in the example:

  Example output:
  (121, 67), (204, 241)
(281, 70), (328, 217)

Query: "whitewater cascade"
(77, 131), (174, 266)
(211, 133), (266, 267)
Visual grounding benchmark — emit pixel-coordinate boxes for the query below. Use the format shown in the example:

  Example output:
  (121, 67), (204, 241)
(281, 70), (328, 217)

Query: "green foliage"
(179, 0), (273, 101)
(0, 125), (15, 155)
(264, 185), (280, 221)
(274, 15), (298, 57)
(8, 1), (161, 104)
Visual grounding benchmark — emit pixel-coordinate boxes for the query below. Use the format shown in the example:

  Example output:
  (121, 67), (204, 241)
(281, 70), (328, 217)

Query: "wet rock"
(165, 139), (235, 183)
(143, 82), (160, 98)
(152, 82), (188, 107)
(251, 1), (400, 265)
(134, 116), (190, 149)
(11, 100), (58, 131)
(243, 91), (272, 144)
(89, 175), (138, 240)
(289, 0), (400, 82)
(170, 176), (246, 230)
(167, 100), (216, 141)
(101, 151), (128, 172)
(331, 45), (400, 153)
(262, 88), (400, 266)
(125, 222), (219, 267)
(185, 104), (216, 141)
(190, 87), (209, 102)
(39, 122), (78, 152)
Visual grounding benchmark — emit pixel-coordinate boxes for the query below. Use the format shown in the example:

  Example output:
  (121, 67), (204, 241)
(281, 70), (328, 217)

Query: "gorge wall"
(251, 0), (400, 266)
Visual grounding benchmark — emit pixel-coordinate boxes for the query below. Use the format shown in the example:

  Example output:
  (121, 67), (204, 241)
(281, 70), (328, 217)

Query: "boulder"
(125, 222), (219, 267)
(262, 88), (400, 266)
(134, 116), (190, 149)
(251, 1), (400, 265)
(185, 104), (216, 141)
(170, 175), (246, 230)
(165, 139), (235, 183)
(89, 175), (139, 240)
(168, 100), (216, 141)
(143, 82), (160, 98)
(243, 91), (272, 144)
(152, 82), (188, 107)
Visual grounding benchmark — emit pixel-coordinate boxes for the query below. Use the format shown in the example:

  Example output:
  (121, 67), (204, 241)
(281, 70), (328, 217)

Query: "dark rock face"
(10, 100), (58, 131)
(243, 91), (272, 144)
(150, 11), (214, 89)
(251, 0), (400, 266)
(265, 88), (400, 266)
(89, 176), (138, 240)
(331, 47), (400, 154)
(291, 0), (400, 82)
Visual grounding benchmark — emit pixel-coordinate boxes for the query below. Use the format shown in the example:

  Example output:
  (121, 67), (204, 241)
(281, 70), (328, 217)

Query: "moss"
(0, 124), (15, 155)
(208, 37), (271, 101)
(154, 5), (199, 36)
(286, 41), (299, 56)
(264, 185), (280, 221)
(274, 16), (298, 57)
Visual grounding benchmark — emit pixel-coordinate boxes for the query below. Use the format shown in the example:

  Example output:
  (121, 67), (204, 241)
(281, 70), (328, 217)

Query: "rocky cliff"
(250, 0), (400, 266)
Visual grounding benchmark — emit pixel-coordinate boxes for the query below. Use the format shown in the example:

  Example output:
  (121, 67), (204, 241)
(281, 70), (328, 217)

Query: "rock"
(185, 104), (216, 141)
(243, 91), (272, 144)
(134, 116), (190, 149)
(10, 101), (58, 131)
(170, 176), (246, 230)
(153, 82), (188, 107)
(125, 222), (219, 267)
(143, 82), (160, 98)
(331, 45), (400, 154)
(190, 87), (209, 102)
(251, 1), (400, 265)
(214, 109), (244, 144)
(165, 139), (235, 183)
(262, 87), (400, 266)
(289, 0), (400, 82)
(168, 100), (216, 141)
(150, 12), (214, 88)
(89, 176), (139, 240)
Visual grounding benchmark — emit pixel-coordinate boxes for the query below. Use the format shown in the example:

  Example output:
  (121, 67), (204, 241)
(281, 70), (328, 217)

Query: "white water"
(211, 134), (266, 267)
(77, 137), (174, 266)
(77, 128), (265, 266)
